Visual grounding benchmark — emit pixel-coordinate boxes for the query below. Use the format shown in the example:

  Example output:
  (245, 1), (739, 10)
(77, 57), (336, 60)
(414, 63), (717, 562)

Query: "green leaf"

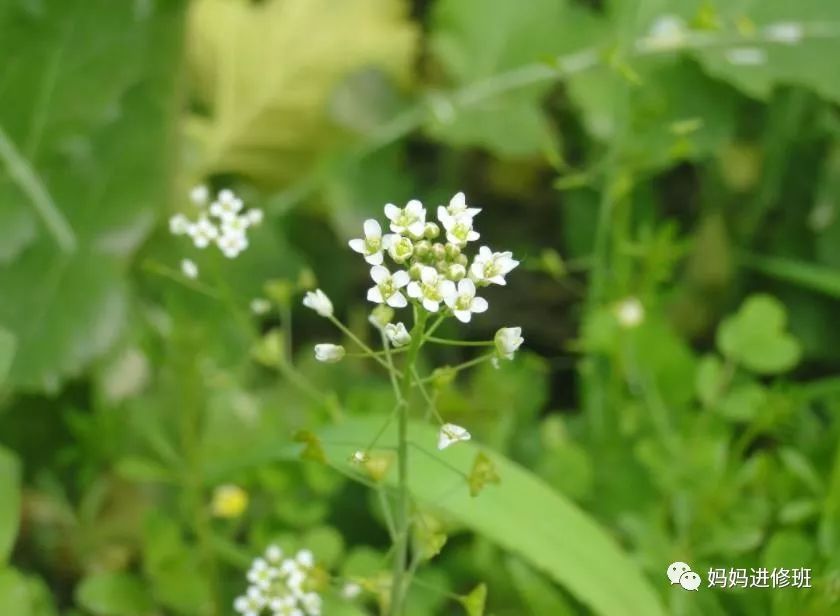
(75, 572), (154, 616)
(507, 557), (577, 616)
(695, 354), (726, 407)
(319, 416), (665, 616)
(0, 1), (187, 391)
(0, 567), (57, 616)
(459, 583), (487, 616)
(186, 0), (417, 187)
(716, 381), (767, 422)
(429, 0), (604, 156)
(716, 294), (801, 374)
(0, 327), (15, 387)
(0, 447), (21, 564)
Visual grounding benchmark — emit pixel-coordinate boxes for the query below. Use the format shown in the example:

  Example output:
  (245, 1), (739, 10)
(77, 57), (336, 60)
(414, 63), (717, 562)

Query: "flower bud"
(388, 236), (414, 263)
(314, 343), (345, 363)
(445, 242), (461, 260)
(456, 253), (468, 266)
(432, 243), (446, 261)
(384, 322), (411, 348)
(494, 327), (524, 360)
(424, 222), (440, 239)
(302, 289), (333, 317)
(447, 263), (466, 281)
(414, 240), (431, 258)
(368, 305), (394, 329)
(409, 263), (424, 280)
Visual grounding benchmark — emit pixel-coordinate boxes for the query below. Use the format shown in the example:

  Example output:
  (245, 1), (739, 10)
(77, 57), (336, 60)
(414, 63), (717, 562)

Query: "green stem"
(328, 315), (396, 373)
(425, 336), (494, 347)
(389, 308), (428, 615)
(417, 353), (494, 384)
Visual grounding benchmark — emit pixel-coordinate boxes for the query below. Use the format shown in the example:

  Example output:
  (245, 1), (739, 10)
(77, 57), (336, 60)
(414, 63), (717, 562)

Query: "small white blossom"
(169, 213), (190, 235)
(236, 545), (322, 616)
(407, 266), (455, 313)
(495, 327), (523, 360)
(615, 297), (644, 328)
(641, 15), (687, 50)
(222, 213), (253, 237)
(764, 22), (802, 44)
(386, 235), (414, 264)
(350, 450), (369, 464)
(218, 231), (249, 258)
(302, 289), (333, 317)
(725, 47), (766, 66)
(190, 184), (209, 206)
(295, 549), (315, 568)
(314, 344), (345, 363)
(348, 219), (386, 265)
(234, 592), (264, 616)
(437, 423), (471, 450)
(384, 322), (411, 347)
(188, 216), (219, 248)
(210, 189), (244, 221)
(443, 278), (488, 323)
(180, 258), (198, 279)
(367, 265), (410, 308)
(251, 297), (271, 315)
(246, 208), (264, 226)
(470, 246), (519, 286)
(341, 582), (362, 599)
(384, 199), (426, 237)
(439, 211), (479, 246)
(265, 545), (284, 564)
(437, 191), (481, 221)
(300, 592), (322, 615)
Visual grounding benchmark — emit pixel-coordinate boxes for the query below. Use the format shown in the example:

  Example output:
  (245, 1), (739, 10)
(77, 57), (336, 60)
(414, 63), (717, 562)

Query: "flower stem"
(424, 336), (493, 347)
(389, 308), (428, 615)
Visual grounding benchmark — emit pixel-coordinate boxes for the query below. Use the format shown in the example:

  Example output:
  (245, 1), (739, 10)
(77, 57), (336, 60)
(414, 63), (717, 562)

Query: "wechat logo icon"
(667, 561), (701, 591)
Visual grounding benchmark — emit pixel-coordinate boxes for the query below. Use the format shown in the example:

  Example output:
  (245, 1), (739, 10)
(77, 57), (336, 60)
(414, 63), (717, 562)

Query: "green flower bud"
(369, 305), (394, 329)
(424, 222), (440, 239)
(448, 263), (466, 281)
(432, 243), (447, 261)
(414, 240), (431, 258)
(445, 242), (461, 260)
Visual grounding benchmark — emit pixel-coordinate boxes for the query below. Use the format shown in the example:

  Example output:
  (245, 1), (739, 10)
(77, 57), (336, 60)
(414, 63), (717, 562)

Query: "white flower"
(300, 592), (322, 616)
(210, 189), (244, 221)
(218, 231), (248, 258)
(247, 558), (278, 590)
(367, 265), (410, 308)
(495, 327), (523, 360)
(437, 191), (480, 221)
(246, 208), (264, 226)
(169, 213), (190, 235)
(443, 278), (488, 323)
(470, 246), (519, 285)
(615, 297), (644, 328)
(725, 47), (766, 66)
(302, 289), (333, 317)
(350, 450), (369, 464)
(407, 266), (455, 313)
(295, 549), (314, 568)
(221, 214), (252, 237)
(180, 258), (198, 279)
(234, 592), (264, 616)
(440, 211), (479, 246)
(314, 344), (345, 363)
(641, 15), (687, 50)
(190, 184), (209, 206)
(349, 219), (386, 265)
(438, 423), (471, 450)
(251, 298), (271, 315)
(341, 582), (362, 599)
(188, 216), (219, 248)
(265, 544), (284, 564)
(384, 322), (411, 347)
(384, 199), (426, 237)
(386, 235), (414, 264)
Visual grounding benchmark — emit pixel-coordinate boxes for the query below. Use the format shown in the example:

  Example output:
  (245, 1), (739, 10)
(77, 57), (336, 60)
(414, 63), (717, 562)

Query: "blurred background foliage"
(2, 0), (840, 614)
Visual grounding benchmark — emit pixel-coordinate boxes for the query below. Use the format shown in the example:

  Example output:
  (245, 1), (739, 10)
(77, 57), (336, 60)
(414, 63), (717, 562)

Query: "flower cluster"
(234, 546), (322, 616)
(170, 186), (263, 259)
(348, 192), (518, 323)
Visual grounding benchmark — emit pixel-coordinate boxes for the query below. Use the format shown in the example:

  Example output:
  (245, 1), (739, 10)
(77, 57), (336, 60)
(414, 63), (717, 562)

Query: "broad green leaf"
(0, 1), (187, 391)
(507, 557), (577, 616)
(75, 572), (154, 616)
(0, 567), (57, 616)
(716, 294), (801, 374)
(319, 416), (665, 616)
(186, 0), (417, 187)
(695, 354), (725, 407)
(429, 0), (604, 156)
(716, 381), (766, 422)
(0, 328), (15, 386)
(0, 447), (21, 564)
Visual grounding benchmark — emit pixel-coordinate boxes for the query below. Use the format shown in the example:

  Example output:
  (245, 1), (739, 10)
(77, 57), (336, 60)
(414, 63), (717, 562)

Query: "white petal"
(387, 292), (408, 308)
(440, 280), (457, 304)
(467, 230), (480, 242)
(407, 281), (421, 298)
(384, 203), (400, 220)
(458, 278), (476, 296)
(453, 310), (471, 323)
(489, 275), (506, 285)
(405, 199), (424, 216)
(382, 233), (399, 249)
(363, 218), (381, 238)
(437, 206), (449, 223)
(407, 221), (425, 237)
(478, 246), (492, 258)
(471, 297), (488, 313)
(370, 265), (389, 284)
(422, 298), (439, 312)
(450, 192), (465, 209)
(420, 266), (437, 285)
(348, 238), (365, 253)
(391, 270), (410, 288)
(367, 287), (384, 303)
(364, 251), (384, 265)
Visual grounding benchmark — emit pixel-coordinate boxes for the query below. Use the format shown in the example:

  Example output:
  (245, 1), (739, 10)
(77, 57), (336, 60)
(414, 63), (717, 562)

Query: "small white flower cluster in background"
(347, 192), (518, 323)
(234, 545), (322, 616)
(170, 186), (263, 260)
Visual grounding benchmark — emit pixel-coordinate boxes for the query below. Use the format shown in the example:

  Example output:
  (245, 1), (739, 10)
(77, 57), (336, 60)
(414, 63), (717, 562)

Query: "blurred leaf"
(716, 381), (767, 422)
(186, 0), (416, 187)
(716, 294), (801, 374)
(741, 252), (840, 299)
(696, 354), (726, 407)
(429, 0), (604, 156)
(0, 446), (21, 564)
(507, 557), (576, 616)
(459, 583), (487, 616)
(0, 567), (56, 616)
(0, 1), (186, 391)
(75, 572), (154, 616)
(0, 328), (15, 387)
(319, 416), (666, 616)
